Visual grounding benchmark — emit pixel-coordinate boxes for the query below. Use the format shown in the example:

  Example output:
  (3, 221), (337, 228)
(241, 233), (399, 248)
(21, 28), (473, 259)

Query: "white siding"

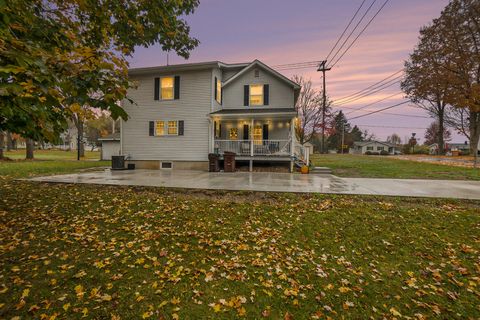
(222, 67), (295, 109)
(101, 141), (121, 160)
(122, 69), (212, 161)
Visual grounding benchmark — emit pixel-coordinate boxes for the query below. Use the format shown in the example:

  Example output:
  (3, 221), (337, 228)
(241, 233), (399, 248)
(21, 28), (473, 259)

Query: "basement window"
(161, 162), (173, 169)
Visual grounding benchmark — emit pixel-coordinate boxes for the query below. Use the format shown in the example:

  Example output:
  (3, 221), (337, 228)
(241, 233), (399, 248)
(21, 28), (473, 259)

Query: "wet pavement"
(27, 169), (480, 200)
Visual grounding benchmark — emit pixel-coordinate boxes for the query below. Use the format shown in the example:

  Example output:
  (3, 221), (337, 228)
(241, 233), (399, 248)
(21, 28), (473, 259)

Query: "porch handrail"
(214, 139), (291, 156)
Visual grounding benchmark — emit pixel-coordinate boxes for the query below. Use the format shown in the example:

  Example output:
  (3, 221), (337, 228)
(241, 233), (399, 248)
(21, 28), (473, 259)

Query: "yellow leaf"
(82, 307), (88, 317)
(21, 288), (30, 298)
(171, 297), (180, 305)
(237, 306), (246, 316)
(390, 307), (401, 317)
(338, 286), (351, 293)
(172, 313), (179, 320)
(63, 303), (70, 311)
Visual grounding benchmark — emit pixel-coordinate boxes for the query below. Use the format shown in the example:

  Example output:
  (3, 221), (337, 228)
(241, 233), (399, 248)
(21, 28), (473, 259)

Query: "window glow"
(161, 77), (174, 100)
(229, 128), (238, 140)
(249, 84), (263, 106)
(168, 121), (178, 135)
(155, 121), (165, 136)
(216, 79), (222, 104)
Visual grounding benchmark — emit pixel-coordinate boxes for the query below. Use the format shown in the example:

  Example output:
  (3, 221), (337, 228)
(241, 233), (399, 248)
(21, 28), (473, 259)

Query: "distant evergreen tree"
(327, 111), (351, 152)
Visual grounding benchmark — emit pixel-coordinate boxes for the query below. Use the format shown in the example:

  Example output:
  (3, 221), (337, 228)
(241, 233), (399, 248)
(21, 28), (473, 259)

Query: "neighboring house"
(121, 60), (305, 171)
(350, 141), (396, 155)
(446, 142), (470, 154)
(99, 133), (121, 160)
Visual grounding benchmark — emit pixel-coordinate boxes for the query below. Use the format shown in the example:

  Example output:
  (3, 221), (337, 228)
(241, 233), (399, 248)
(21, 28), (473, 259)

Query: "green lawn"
(0, 161), (479, 319)
(4, 149), (101, 160)
(312, 154), (480, 180)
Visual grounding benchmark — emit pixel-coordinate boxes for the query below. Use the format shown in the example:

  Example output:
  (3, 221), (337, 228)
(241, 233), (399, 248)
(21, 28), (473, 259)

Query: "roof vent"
(254, 69), (260, 78)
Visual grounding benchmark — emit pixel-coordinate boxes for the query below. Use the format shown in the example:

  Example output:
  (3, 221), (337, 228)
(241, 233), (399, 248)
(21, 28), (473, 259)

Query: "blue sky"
(129, 0), (454, 143)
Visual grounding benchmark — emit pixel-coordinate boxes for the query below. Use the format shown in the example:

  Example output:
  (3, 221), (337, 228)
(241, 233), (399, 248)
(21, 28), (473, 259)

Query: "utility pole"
(341, 123), (345, 154)
(318, 60), (332, 154)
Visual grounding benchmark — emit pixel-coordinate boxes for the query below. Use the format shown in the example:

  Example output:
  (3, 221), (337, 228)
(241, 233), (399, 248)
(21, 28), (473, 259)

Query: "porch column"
(250, 119), (254, 157)
(208, 118), (214, 154)
(250, 118), (254, 172)
(290, 118), (295, 157)
(290, 118), (295, 173)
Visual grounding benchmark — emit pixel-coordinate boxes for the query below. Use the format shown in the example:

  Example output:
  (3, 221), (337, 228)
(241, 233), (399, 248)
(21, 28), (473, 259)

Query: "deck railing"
(214, 140), (291, 156)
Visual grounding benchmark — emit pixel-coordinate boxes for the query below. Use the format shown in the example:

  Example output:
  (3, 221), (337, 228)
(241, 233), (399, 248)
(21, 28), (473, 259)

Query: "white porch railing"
(294, 142), (309, 164)
(214, 140), (291, 156)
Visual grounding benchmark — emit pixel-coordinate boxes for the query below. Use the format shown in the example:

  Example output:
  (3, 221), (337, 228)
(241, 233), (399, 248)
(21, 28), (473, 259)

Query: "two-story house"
(120, 59), (306, 171)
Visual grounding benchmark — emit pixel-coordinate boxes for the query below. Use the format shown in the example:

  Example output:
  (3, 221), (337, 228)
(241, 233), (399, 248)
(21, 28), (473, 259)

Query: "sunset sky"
(128, 0), (457, 143)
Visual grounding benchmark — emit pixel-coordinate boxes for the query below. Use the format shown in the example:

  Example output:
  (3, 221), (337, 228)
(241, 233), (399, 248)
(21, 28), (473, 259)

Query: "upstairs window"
(161, 77), (174, 100)
(249, 84), (263, 106)
(216, 78), (222, 104)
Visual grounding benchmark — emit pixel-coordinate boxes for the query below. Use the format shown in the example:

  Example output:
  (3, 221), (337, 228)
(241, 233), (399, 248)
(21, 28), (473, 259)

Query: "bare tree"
(292, 75), (331, 145)
(445, 106), (470, 141)
(402, 23), (451, 155)
(386, 133), (402, 145)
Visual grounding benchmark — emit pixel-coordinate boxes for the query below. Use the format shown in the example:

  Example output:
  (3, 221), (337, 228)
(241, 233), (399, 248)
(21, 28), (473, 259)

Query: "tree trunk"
(470, 111), (480, 168)
(78, 120), (85, 158)
(0, 130), (4, 159)
(438, 109), (445, 155)
(26, 138), (35, 159)
(6, 131), (13, 151)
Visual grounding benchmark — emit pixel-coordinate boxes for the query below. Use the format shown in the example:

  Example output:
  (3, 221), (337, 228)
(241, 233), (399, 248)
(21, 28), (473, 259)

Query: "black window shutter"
(262, 124), (269, 140)
(154, 78), (160, 100)
(214, 121), (217, 137)
(214, 77), (218, 101)
(263, 84), (269, 105)
(174, 76), (180, 99)
(219, 123), (222, 138)
(243, 124), (249, 140)
(178, 120), (184, 136)
(244, 85), (249, 106)
(220, 87), (223, 105)
(149, 121), (155, 136)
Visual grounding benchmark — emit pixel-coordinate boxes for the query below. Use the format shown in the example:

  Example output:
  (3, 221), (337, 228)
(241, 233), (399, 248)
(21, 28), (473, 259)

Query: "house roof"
(352, 140), (394, 148)
(222, 60), (301, 90)
(210, 108), (297, 117)
(128, 61), (251, 76)
(98, 133), (120, 141)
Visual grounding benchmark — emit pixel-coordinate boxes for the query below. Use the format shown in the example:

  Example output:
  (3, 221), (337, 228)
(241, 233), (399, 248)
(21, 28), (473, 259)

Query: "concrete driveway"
(28, 169), (480, 200)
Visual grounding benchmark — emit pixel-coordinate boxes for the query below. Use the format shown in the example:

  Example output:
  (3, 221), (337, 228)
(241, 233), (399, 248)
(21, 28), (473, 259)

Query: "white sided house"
(120, 60), (307, 171)
(350, 141), (397, 155)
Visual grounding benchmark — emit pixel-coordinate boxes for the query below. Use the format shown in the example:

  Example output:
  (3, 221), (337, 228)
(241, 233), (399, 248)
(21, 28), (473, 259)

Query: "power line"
(343, 92), (403, 114)
(348, 100), (411, 120)
(354, 124), (428, 129)
(325, 0), (368, 62)
(328, 0), (378, 66)
(333, 69), (403, 102)
(272, 61), (321, 69)
(330, 0), (391, 68)
(333, 78), (402, 106)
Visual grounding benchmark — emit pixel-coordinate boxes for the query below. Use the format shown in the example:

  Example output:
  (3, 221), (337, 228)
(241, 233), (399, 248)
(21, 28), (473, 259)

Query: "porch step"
(310, 166), (332, 174)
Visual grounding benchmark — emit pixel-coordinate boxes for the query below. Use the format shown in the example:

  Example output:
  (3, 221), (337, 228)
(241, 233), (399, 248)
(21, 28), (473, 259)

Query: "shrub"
(365, 151), (372, 155)
(380, 150), (389, 155)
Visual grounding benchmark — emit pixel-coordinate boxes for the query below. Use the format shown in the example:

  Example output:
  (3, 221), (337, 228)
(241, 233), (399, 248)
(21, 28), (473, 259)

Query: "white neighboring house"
(350, 141), (397, 155)
(99, 133), (121, 160)
(121, 60), (307, 171)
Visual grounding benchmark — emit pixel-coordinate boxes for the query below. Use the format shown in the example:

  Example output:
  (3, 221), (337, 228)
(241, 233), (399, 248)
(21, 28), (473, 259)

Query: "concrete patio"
(28, 169), (480, 200)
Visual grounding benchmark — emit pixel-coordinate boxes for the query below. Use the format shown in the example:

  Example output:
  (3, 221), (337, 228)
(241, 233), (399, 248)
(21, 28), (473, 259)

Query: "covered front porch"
(209, 108), (307, 171)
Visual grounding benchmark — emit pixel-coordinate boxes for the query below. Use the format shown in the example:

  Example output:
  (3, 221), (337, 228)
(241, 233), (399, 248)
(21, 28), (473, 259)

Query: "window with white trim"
(366, 146), (374, 151)
(377, 146), (384, 151)
(154, 120), (181, 136)
(161, 77), (174, 100)
(155, 121), (165, 136)
(216, 78), (222, 104)
(249, 84), (263, 106)
(167, 121), (178, 135)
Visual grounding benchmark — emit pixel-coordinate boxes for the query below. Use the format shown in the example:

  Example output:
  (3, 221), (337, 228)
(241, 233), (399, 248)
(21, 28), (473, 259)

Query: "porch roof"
(209, 108), (297, 118)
